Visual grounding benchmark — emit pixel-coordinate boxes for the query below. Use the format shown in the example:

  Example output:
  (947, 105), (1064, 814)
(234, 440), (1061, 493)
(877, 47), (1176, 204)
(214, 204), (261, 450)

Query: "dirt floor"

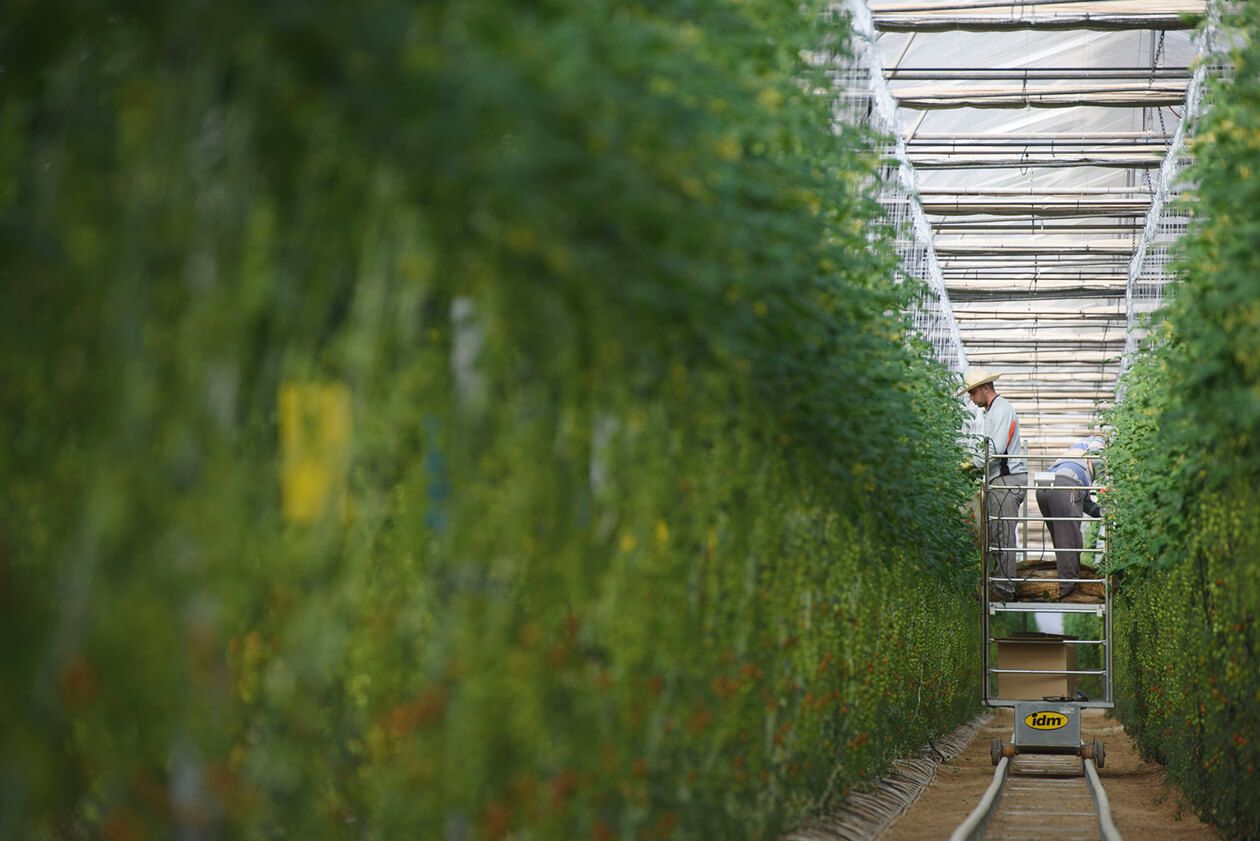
(881, 709), (1222, 840)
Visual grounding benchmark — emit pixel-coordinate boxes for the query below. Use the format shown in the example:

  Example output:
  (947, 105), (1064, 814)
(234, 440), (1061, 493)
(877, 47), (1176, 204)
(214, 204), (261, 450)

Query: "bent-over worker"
(959, 368), (1027, 601)
(1035, 433), (1106, 599)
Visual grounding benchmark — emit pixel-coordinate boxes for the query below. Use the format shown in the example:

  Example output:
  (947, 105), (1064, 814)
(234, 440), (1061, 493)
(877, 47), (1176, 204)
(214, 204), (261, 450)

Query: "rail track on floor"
(949, 751), (1121, 841)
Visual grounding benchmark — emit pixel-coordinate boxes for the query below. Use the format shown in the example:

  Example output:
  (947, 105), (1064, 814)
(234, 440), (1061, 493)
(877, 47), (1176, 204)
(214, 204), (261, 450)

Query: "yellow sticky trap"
(279, 382), (351, 523)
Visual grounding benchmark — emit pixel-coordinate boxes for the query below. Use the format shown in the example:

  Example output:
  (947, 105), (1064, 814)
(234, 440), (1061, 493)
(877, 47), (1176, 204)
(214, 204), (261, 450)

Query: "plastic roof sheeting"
(860, 0), (1207, 456)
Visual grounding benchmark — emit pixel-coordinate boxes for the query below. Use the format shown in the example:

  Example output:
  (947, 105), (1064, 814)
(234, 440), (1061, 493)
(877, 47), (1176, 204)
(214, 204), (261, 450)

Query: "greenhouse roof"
(866, 0), (1207, 454)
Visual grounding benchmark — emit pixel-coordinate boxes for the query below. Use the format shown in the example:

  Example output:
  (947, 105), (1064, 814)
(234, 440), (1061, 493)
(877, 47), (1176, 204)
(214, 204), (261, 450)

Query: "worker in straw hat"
(957, 368), (1028, 601)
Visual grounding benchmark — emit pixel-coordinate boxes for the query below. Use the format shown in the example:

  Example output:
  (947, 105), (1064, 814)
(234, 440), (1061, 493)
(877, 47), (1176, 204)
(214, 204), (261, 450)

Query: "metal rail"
(988, 453), (1104, 460)
(989, 638), (1106, 644)
(981, 482), (1109, 492)
(951, 756), (1124, 840)
(990, 602), (1106, 615)
(989, 667), (1107, 675)
(994, 515), (1101, 522)
(991, 576), (1106, 584)
(948, 756), (1009, 841)
(989, 546), (1107, 552)
(1086, 758), (1125, 841)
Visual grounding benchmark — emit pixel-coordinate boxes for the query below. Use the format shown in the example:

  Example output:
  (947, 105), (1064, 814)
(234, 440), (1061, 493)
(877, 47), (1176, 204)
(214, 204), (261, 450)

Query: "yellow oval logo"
(1024, 712), (1069, 731)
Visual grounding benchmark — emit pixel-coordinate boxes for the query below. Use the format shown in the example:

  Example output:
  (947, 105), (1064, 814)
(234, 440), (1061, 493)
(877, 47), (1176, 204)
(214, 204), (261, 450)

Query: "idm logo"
(1024, 712), (1069, 731)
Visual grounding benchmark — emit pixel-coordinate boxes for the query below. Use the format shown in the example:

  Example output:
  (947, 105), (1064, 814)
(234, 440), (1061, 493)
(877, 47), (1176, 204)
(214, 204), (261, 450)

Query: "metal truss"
(838, 0), (969, 376)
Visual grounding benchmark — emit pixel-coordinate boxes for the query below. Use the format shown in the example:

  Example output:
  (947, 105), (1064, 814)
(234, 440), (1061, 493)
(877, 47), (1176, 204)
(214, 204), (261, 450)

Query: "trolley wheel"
(1094, 739), (1105, 769)
(991, 738), (1003, 766)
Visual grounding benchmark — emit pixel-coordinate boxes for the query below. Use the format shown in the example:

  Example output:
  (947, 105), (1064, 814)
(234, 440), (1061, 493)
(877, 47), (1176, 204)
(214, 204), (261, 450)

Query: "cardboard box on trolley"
(994, 632), (1076, 700)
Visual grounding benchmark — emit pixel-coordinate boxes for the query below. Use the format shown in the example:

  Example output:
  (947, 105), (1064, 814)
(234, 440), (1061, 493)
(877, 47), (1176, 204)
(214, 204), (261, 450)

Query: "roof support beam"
(869, 0), (1202, 14)
(961, 331), (1126, 339)
(908, 155), (1161, 168)
(949, 289), (1126, 302)
(964, 338), (1126, 346)
(935, 240), (1134, 255)
(956, 318), (1126, 326)
(941, 258), (1131, 264)
(890, 83), (1187, 109)
(872, 11), (1202, 33)
(948, 284), (1123, 291)
(887, 67), (1192, 81)
(945, 281), (1129, 286)
(922, 198), (1150, 216)
(908, 139), (1174, 149)
(933, 222), (1143, 231)
(913, 134), (1173, 144)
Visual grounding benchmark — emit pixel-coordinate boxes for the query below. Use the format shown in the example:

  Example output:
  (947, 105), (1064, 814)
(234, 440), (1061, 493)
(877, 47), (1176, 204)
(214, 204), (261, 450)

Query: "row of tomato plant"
(1105, 6), (1260, 838)
(0, 2), (980, 838)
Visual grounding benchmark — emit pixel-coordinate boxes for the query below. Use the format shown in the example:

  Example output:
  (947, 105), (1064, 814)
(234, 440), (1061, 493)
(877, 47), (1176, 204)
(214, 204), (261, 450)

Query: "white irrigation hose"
(785, 712), (992, 841)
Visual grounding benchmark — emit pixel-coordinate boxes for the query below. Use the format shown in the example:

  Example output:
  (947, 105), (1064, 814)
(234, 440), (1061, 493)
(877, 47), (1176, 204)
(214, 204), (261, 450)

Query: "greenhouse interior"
(2, 1), (1257, 839)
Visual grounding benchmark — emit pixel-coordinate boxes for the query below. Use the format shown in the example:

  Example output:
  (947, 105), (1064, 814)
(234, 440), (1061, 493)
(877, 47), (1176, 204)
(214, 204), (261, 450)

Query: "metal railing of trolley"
(979, 445), (1114, 708)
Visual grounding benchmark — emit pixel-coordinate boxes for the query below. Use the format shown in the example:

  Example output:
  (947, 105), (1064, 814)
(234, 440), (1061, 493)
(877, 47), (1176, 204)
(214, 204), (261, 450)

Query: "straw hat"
(956, 367), (1001, 397)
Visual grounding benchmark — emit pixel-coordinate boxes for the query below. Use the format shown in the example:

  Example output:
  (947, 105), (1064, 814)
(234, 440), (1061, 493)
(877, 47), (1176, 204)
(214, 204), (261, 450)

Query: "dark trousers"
(1035, 474), (1085, 597)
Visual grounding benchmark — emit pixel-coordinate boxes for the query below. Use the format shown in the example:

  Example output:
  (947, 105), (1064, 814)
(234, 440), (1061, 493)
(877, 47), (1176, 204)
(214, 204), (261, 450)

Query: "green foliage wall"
(1106, 7), (1260, 837)
(0, 2), (979, 838)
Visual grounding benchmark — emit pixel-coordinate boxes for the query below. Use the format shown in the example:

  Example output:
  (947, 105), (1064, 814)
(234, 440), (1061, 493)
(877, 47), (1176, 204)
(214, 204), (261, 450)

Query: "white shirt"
(973, 394), (1026, 477)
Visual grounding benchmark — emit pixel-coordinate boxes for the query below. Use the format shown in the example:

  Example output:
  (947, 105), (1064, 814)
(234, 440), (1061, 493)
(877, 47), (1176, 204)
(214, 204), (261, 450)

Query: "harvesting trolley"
(979, 445), (1112, 768)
